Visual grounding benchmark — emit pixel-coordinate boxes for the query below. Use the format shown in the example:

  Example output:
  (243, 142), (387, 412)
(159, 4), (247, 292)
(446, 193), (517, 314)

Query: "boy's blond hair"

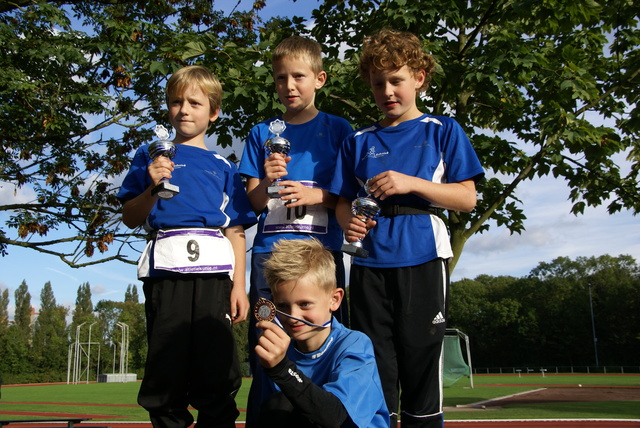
(359, 29), (436, 92)
(272, 35), (324, 75)
(263, 238), (336, 294)
(166, 65), (223, 114)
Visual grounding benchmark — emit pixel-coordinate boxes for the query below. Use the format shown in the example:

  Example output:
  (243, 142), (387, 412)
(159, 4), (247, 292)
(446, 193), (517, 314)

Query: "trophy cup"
(264, 119), (291, 198)
(148, 125), (180, 200)
(340, 195), (381, 258)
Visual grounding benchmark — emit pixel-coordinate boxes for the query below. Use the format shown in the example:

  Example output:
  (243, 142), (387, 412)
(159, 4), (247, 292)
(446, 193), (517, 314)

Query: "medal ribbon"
(275, 310), (331, 328)
(255, 297), (331, 329)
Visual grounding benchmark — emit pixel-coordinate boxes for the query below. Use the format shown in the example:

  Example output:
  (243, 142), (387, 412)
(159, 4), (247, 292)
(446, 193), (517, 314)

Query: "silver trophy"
(264, 119), (291, 198)
(341, 196), (381, 258)
(148, 125), (180, 200)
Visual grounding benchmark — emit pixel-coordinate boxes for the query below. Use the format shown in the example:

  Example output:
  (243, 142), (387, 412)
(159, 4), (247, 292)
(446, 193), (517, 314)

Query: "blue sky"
(1, 0), (638, 317)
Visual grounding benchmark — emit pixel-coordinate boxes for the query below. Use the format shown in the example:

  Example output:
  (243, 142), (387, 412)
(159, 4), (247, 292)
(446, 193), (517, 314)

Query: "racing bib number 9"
(153, 228), (234, 274)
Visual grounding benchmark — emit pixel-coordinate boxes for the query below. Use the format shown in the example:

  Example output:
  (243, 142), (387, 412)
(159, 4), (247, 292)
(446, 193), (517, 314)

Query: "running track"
(1, 417), (639, 427)
(3, 383), (639, 427)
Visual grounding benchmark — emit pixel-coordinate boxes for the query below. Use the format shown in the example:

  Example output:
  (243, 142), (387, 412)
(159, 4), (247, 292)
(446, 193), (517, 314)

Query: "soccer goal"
(443, 328), (474, 388)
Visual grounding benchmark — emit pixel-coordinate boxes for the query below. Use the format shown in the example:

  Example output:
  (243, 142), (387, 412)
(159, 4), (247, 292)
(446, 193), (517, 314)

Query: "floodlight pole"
(66, 343), (74, 384)
(116, 322), (130, 377)
(111, 341), (116, 373)
(588, 283), (599, 367)
(74, 322), (86, 383)
(87, 322), (96, 383)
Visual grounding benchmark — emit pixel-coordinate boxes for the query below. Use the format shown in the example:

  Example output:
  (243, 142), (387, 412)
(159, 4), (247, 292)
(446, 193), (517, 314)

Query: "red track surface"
(3, 379), (639, 427)
(2, 421), (640, 428)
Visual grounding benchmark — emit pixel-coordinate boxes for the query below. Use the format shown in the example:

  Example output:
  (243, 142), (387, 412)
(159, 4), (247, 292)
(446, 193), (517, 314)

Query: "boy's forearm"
(265, 357), (348, 428)
(368, 171), (478, 213)
(319, 189), (337, 209)
(409, 178), (477, 213)
(225, 224), (249, 322)
(335, 197), (353, 231)
(246, 176), (270, 213)
(224, 225), (247, 286)
(121, 187), (158, 228)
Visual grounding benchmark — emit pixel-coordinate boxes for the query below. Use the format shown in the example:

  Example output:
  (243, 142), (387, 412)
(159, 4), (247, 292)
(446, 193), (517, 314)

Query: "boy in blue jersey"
(248, 238), (389, 428)
(239, 35), (353, 377)
(330, 30), (484, 428)
(117, 65), (256, 428)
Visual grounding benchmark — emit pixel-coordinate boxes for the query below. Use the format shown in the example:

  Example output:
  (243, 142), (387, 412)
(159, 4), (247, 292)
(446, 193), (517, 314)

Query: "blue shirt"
(329, 114), (484, 267)
(118, 143), (256, 230)
(239, 112), (353, 252)
(250, 319), (389, 428)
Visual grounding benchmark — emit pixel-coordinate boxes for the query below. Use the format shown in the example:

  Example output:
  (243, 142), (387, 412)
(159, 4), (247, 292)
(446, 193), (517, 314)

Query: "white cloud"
(0, 181), (36, 205)
(45, 267), (80, 282)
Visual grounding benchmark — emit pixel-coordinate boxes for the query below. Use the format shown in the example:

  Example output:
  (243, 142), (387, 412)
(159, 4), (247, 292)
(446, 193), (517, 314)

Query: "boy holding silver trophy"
(330, 30), (484, 428)
(117, 65), (256, 428)
(238, 35), (353, 378)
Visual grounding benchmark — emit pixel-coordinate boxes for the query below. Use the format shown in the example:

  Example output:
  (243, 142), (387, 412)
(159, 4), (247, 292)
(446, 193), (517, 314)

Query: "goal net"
(443, 328), (473, 388)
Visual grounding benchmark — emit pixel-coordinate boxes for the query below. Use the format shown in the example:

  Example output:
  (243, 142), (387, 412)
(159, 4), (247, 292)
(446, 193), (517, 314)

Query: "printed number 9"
(187, 240), (200, 262)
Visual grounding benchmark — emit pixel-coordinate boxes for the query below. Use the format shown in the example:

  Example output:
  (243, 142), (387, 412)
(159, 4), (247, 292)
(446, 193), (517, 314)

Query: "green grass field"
(1, 374), (638, 421)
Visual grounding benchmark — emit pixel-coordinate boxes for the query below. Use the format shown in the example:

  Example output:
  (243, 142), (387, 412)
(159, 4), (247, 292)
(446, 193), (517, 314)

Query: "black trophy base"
(267, 184), (287, 198)
(341, 242), (369, 258)
(152, 182), (180, 200)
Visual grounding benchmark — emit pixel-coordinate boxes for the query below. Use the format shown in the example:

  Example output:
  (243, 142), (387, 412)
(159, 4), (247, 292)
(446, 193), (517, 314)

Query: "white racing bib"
(139, 228), (234, 277)
(263, 180), (328, 234)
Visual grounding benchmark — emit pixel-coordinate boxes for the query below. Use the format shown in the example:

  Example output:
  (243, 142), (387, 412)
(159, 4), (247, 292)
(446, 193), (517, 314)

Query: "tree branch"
(0, 232), (143, 267)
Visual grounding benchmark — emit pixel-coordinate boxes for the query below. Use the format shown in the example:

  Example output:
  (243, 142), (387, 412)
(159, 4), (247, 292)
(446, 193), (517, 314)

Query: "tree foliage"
(0, 280), (150, 383)
(0, 254), (637, 381)
(32, 282), (69, 372)
(448, 254), (640, 367)
(0, 0), (638, 272)
(72, 281), (94, 327)
(13, 280), (32, 334)
(309, 0), (640, 270)
(0, 0), (278, 266)
(0, 288), (8, 330)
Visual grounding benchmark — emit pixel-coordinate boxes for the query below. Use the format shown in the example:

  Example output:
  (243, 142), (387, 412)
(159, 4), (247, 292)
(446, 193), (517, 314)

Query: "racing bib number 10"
(262, 181), (328, 234)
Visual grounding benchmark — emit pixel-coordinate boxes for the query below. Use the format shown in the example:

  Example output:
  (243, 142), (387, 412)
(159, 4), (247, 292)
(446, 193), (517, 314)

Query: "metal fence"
(472, 366), (640, 375)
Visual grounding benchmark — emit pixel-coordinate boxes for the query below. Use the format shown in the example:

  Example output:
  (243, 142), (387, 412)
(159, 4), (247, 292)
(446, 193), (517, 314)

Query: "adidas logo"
(432, 312), (445, 325)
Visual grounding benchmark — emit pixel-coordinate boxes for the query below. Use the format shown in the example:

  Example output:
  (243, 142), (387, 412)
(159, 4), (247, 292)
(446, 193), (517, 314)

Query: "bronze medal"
(254, 297), (276, 322)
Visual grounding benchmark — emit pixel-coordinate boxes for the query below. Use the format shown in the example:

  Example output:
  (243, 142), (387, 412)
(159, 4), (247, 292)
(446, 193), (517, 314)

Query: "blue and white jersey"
(254, 319), (389, 428)
(239, 112), (353, 253)
(118, 144), (256, 230)
(329, 114), (484, 268)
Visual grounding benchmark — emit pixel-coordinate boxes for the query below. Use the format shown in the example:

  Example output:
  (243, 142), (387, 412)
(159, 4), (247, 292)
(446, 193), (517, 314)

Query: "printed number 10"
(286, 206), (306, 220)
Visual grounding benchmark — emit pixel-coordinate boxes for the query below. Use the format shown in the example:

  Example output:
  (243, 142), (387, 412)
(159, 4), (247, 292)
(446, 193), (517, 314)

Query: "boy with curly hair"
(330, 29), (484, 427)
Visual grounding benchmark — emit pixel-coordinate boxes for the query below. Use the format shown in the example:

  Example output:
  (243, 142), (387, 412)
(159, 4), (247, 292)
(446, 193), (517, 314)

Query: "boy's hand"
(264, 153), (291, 183)
(148, 157), (174, 187)
(367, 170), (415, 200)
(255, 320), (291, 369)
(230, 286), (249, 324)
(344, 215), (377, 243)
(276, 180), (323, 207)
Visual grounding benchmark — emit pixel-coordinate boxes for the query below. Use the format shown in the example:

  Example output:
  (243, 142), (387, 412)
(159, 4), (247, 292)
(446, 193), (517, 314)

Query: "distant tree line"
(448, 254), (640, 368)
(0, 280), (249, 384)
(0, 281), (147, 384)
(1, 254), (638, 384)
